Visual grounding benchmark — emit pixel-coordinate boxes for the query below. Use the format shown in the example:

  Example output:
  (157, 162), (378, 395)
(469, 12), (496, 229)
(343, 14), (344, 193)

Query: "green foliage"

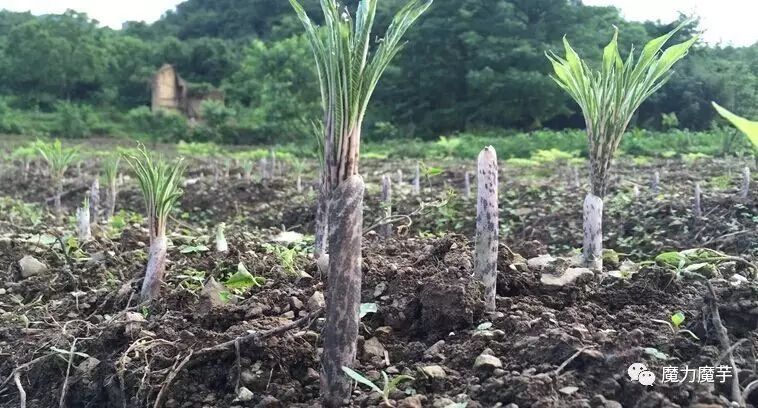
(103, 155), (120, 186)
(54, 102), (100, 138)
(0, 4), (755, 142)
(670, 311), (685, 329)
(127, 107), (189, 145)
(547, 22), (696, 195)
(652, 311), (699, 341)
(262, 243), (304, 276)
(223, 35), (319, 144)
(36, 138), (78, 180)
(225, 262), (266, 291)
(290, 0), (431, 186)
(341, 366), (414, 406)
(123, 145), (186, 237)
(712, 102), (758, 148)
(0, 197), (43, 226)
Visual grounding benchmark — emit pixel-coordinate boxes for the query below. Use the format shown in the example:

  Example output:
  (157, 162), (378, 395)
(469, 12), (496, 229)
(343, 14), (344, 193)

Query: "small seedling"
(342, 366), (414, 407)
(179, 244), (210, 254)
(216, 223), (228, 253)
(651, 311), (700, 341)
(262, 243), (304, 275)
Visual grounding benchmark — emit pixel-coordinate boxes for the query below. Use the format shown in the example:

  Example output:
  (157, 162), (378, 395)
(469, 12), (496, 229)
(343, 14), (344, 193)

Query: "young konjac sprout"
(76, 197), (92, 242)
(291, 158), (306, 193)
(124, 146), (186, 301)
(36, 139), (78, 219)
(216, 222), (228, 253)
(547, 23), (696, 270)
(103, 156), (120, 221)
(90, 178), (100, 224)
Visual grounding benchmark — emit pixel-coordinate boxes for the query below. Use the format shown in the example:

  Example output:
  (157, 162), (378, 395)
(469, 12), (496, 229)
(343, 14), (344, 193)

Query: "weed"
(341, 366), (414, 407)
(651, 311), (700, 341)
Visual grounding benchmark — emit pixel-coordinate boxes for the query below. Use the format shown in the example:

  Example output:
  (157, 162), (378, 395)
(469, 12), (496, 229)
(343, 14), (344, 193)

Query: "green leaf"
(360, 302), (378, 319)
(425, 167), (443, 176)
(342, 366), (382, 394)
(180, 244), (210, 254)
(643, 347), (669, 360)
(713, 102), (758, 148)
(386, 374), (414, 392)
(655, 251), (686, 268)
(225, 262), (265, 290)
(670, 311), (685, 329)
(476, 322), (493, 331)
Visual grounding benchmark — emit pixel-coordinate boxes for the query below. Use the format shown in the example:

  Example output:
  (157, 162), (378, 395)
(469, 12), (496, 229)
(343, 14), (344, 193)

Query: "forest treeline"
(0, 0), (755, 144)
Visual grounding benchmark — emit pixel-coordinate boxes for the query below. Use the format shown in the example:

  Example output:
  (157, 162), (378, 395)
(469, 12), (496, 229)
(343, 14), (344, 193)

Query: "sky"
(0, 0), (756, 46)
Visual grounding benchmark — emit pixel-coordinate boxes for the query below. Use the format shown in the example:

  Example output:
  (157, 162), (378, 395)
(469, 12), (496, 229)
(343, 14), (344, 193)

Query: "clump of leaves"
(547, 22), (697, 197)
(226, 262), (266, 291)
(651, 311), (700, 341)
(36, 139), (78, 217)
(175, 268), (206, 294)
(342, 366), (414, 407)
(607, 260), (640, 280)
(262, 243), (304, 275)
(36, 139), (78, 180)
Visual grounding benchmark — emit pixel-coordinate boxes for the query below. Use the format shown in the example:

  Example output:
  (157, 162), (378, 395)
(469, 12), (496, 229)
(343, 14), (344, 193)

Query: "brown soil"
(0, 155), (756, 408)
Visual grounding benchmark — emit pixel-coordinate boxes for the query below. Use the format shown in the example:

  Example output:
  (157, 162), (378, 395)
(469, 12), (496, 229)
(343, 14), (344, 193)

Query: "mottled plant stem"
(633, 185), (640, 200)
(54, 180), (63, 220)
(474, 147), (498, 312)
(297, 174), (303, 193)
(694, 183), (702, 218)
(141, 235), (168, 301)
(314, 180), (329, 259)
(651, 171), (660, 195)
(582, 193), (603, 271)
(572, 166), (580, 188)
(740, 166), (750, 199)
(464, 171), (472, 200)
(396, 169), (403, 187)
(412, 164), (420, 196)
(90, 179), (100, 224)
(321, 175), (364, 407)
(381, 175), (392, 239)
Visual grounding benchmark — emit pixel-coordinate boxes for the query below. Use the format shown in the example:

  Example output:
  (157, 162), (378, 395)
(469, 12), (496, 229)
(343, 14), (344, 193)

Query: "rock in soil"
(18, 255), (48, 278)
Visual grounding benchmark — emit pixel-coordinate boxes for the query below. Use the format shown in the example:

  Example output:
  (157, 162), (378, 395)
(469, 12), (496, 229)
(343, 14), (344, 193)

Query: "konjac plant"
(124, 146), (186, 301)
(547, 24), (696, 270)
(289, 0), (431, 405)
(103, 155), (120, 221)
(36, 139), (78, 219)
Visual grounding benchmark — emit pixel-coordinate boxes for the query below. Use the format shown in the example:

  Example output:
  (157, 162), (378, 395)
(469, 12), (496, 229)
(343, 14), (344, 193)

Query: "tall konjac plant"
(290, 0), (431, 405)
(547, 24), (696, 270)
(37, 139), (78, 219)
(124, 147), (186, 301)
